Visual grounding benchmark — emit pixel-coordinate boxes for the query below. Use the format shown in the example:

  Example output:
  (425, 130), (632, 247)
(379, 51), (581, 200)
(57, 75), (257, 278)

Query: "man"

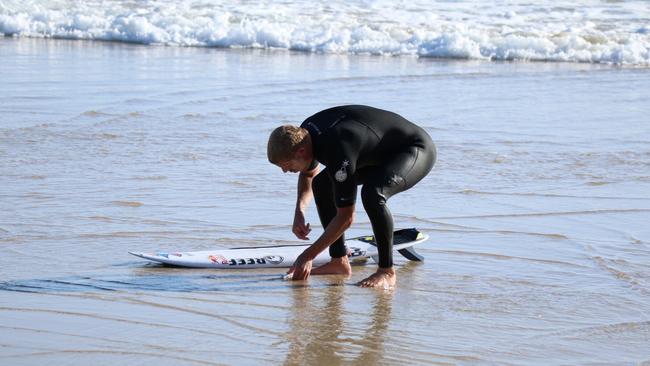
(267, 105), (435, 288)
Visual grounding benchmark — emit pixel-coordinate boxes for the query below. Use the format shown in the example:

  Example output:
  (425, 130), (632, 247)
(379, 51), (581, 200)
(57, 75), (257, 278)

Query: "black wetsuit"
(300, 105), (436, 268)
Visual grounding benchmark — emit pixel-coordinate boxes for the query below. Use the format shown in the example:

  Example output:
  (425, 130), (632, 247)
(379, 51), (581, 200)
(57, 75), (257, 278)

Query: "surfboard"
(129, 228), (428, 268)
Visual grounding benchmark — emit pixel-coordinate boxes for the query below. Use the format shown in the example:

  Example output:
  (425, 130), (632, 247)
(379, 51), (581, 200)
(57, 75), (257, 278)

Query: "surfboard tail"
(360, 228), (426, 262)
(395, 228), (425, 261)
(397, 246), (424, 261)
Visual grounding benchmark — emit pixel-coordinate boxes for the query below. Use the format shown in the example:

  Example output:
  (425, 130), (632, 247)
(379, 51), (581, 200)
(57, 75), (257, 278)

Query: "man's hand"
(287, 251), (313, 280)
(292, 211), (312, 240)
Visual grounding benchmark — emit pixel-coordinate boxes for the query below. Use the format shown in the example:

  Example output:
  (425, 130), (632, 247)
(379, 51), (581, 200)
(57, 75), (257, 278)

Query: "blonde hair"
(267, 125), (308, 164)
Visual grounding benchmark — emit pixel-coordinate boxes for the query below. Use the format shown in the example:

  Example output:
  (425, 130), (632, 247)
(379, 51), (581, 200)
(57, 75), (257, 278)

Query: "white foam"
(1, 0), (649, 65)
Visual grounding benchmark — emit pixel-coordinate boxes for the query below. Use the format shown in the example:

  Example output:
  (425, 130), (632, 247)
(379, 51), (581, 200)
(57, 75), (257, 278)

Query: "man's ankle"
(331, 256), (350, 265)
(377, 267), (395, 276)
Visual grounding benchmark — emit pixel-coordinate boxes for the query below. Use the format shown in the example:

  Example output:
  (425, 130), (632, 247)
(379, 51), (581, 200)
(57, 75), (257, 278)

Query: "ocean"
(1, 0), (649, 64)
(1, 1), (649, 365)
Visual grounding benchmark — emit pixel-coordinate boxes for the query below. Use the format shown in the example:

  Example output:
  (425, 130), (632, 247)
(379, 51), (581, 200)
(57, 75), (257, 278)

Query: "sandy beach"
(1, 16), (650, 365)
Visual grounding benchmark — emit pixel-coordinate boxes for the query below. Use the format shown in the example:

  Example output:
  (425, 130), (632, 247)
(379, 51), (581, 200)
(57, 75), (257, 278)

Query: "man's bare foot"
(311, 256), (352, 276)
(357, 267), (396, 289)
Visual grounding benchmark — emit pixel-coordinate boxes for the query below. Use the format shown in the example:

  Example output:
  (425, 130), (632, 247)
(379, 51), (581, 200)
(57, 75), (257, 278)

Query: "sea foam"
(1, 0), (649, 65)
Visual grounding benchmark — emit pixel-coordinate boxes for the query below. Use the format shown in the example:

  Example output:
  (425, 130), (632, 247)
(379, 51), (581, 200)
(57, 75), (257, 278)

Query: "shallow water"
(1, 38), (650, 365)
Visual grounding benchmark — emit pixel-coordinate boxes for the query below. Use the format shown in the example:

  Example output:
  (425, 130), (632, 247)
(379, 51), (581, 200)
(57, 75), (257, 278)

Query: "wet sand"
(1, 38), (649, 365)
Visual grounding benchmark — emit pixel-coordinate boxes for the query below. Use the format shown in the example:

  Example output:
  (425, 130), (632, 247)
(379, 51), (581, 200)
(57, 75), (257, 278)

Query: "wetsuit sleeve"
(327, 149), (358, 207)
(307, 159), (319, 171)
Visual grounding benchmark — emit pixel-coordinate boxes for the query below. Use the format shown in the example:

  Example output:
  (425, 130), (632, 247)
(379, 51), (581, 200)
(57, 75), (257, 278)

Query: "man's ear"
(294, 146), (306, 159)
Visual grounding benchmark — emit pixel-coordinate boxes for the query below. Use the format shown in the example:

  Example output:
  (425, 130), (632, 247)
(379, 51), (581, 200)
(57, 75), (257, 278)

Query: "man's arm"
(293, 166), (319, 239)
(296, 166), (319, 213)
(288, 205), (354, 280)
(304, 205), (355, 258)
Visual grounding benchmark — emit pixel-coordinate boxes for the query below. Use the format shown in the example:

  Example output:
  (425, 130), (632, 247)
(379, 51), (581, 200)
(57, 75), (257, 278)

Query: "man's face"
(277, 148), (311, 173)
(277, 158), (308, 173)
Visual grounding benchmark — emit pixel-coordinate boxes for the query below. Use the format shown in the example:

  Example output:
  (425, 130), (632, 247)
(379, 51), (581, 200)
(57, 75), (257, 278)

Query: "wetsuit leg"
(312, 169), (347, 258)
(360, 144), (436, 268)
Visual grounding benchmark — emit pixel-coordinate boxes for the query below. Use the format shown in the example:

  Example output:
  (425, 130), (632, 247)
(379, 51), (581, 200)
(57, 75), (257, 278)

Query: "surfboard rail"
(129, 228), (428, 268)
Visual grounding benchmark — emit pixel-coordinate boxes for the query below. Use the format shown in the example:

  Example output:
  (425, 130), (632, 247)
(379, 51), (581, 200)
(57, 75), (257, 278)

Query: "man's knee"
(361, 184), (386, 211)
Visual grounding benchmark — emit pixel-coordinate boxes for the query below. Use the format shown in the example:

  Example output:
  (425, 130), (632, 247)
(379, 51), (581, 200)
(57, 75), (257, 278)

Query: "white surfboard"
(129, 228), (428, 268)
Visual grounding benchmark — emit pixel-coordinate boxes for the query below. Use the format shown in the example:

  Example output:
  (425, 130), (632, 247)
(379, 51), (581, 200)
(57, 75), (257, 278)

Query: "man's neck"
(302, 133), (313, 160)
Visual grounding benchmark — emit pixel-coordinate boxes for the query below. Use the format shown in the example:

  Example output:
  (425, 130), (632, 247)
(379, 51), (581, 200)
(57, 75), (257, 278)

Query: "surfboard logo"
(335, 160), (349, 182)
(209, 255), (228, 264)
(264, 255), (284, 265)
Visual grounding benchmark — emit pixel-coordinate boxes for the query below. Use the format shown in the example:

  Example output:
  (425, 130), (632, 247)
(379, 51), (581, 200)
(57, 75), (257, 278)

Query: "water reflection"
(283, 279), (394, 366)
